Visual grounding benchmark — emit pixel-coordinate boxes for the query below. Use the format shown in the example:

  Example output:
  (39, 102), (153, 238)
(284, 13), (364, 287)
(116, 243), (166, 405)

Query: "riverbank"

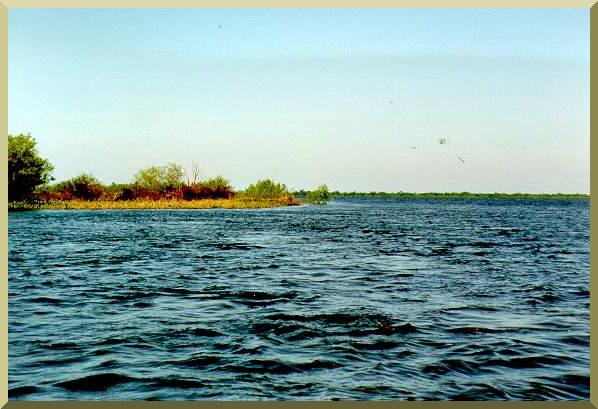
(9, 197), (301, 211)
(9, 192), (589, 211)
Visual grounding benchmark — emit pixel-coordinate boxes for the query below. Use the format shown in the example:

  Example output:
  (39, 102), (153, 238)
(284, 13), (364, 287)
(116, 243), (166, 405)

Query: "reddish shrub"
(181, 184), (234, 200)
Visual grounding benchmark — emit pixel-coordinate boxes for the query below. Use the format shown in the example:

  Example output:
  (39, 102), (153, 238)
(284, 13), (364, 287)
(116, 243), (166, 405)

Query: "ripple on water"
(8, 198), (589, 400)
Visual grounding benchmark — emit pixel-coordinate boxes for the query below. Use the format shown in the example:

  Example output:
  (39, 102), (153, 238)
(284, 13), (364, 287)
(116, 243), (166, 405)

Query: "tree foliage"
(8, 134), (54, 201)
(244, 179), (289, 199)
(132, 163), (184, 192)
(307, 184), (330, 204)
(200, 175), (231, 191)
(180, 175), (234, 200)
(54, 173), (105, 201)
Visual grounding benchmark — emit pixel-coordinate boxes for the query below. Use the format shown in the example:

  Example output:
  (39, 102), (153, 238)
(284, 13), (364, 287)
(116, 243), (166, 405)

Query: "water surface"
(8, 197), (590, 400)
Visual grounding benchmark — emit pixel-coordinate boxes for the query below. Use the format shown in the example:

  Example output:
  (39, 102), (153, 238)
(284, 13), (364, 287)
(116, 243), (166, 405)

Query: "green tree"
(8, 134), (54, 201)
(307, 184), (330, 204)
(244, 179), (289, 199)
(201, 175), (231, 191)
(132, 163), (184, 191)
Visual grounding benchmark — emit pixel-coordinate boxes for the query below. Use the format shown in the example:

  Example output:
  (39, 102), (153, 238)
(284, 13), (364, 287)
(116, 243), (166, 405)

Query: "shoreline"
(8, 193), (589, 212)
(9, 198), (302, 211)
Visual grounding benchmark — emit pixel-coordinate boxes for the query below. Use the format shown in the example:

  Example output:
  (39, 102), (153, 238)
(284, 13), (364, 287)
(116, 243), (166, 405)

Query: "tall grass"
(37, 197), (300, 210)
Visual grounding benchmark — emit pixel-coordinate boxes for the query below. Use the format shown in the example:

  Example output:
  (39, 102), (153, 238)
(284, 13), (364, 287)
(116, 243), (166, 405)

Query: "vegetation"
(306, 184), (330, 204)
(7, 136), (299, 210)
(244, 179), (290, 199)
(294, 189), (588, 201)
(8, 134), (54, 201)
(201, 175), (231, 191)
(182, 175), (233, 200)
(35, 197), (299, 210)
(9, 200), (46, 211)
(319, 191), (589, 199)
(41, 173), (105, 201)
(8, 135), (587, 211)
(133, 163), (185, 192)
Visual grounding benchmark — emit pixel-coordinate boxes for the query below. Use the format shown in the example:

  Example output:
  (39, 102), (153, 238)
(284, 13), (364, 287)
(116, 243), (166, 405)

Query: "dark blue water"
(8, 198), (590, 400)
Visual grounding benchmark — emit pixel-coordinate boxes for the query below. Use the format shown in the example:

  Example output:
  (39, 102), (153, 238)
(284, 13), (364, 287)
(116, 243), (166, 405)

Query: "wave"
(222, 358), (341, 375)
(169, 355), (222, 368)
(8, 386), (38, 398)
(28, 296), (62, 305)
(55, 373), (139, 391)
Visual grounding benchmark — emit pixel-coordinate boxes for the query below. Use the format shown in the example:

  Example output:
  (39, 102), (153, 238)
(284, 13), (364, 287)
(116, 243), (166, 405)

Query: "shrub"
(180, 176), (234, 200)
(244, 179), (289, 199)
(119, 187), (134, 201)
(307, 184), (330, 204)
(102, 183), (131, 200)
(51, 173), (105, 201)
(8, 134), (54, 201)
(293, 189), (307, 196)
(129, 187), (166, 201)
(201, 175), (233, 199)
(132, 163), (184, 192)
(111, 173), (234, 201)
(181, 185), (211, 200)
(201, 175), (231, 191)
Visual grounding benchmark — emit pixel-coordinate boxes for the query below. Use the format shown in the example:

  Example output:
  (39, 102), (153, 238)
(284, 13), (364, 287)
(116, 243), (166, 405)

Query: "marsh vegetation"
(8, 134), (303, 210)
(8, 134), (587, 211)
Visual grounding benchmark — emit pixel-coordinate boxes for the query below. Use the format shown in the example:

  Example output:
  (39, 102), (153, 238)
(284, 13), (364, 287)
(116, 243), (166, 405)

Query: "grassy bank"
(10, 197), (301, 211)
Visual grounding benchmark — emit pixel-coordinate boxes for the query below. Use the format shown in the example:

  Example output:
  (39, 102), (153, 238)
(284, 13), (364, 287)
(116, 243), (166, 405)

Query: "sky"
(8, 9), (589, 193)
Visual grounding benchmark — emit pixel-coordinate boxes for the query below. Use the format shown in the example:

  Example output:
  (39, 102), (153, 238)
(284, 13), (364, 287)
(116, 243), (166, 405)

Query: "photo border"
(0, 1), (595, 408)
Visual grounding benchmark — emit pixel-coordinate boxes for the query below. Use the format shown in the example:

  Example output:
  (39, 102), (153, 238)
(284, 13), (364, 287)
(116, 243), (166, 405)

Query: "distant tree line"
(293, 190), (588, 200)
(16, 133), (581, 206)
(8, 134), (320, 204)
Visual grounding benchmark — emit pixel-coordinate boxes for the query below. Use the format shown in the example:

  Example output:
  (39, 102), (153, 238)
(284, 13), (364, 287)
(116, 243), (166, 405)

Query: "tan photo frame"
(0, 1), (595, 408)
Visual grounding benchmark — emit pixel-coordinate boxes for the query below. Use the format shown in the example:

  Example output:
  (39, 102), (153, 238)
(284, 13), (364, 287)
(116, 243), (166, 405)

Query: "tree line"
(8, 133), (330, 204)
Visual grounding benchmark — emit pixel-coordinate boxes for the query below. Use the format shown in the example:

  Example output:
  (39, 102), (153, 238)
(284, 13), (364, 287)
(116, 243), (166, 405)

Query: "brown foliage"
(112, 184), (234, 201)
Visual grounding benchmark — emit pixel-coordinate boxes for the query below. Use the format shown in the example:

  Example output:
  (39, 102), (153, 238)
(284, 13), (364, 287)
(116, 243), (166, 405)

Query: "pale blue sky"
(9, 9), (589, 193)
